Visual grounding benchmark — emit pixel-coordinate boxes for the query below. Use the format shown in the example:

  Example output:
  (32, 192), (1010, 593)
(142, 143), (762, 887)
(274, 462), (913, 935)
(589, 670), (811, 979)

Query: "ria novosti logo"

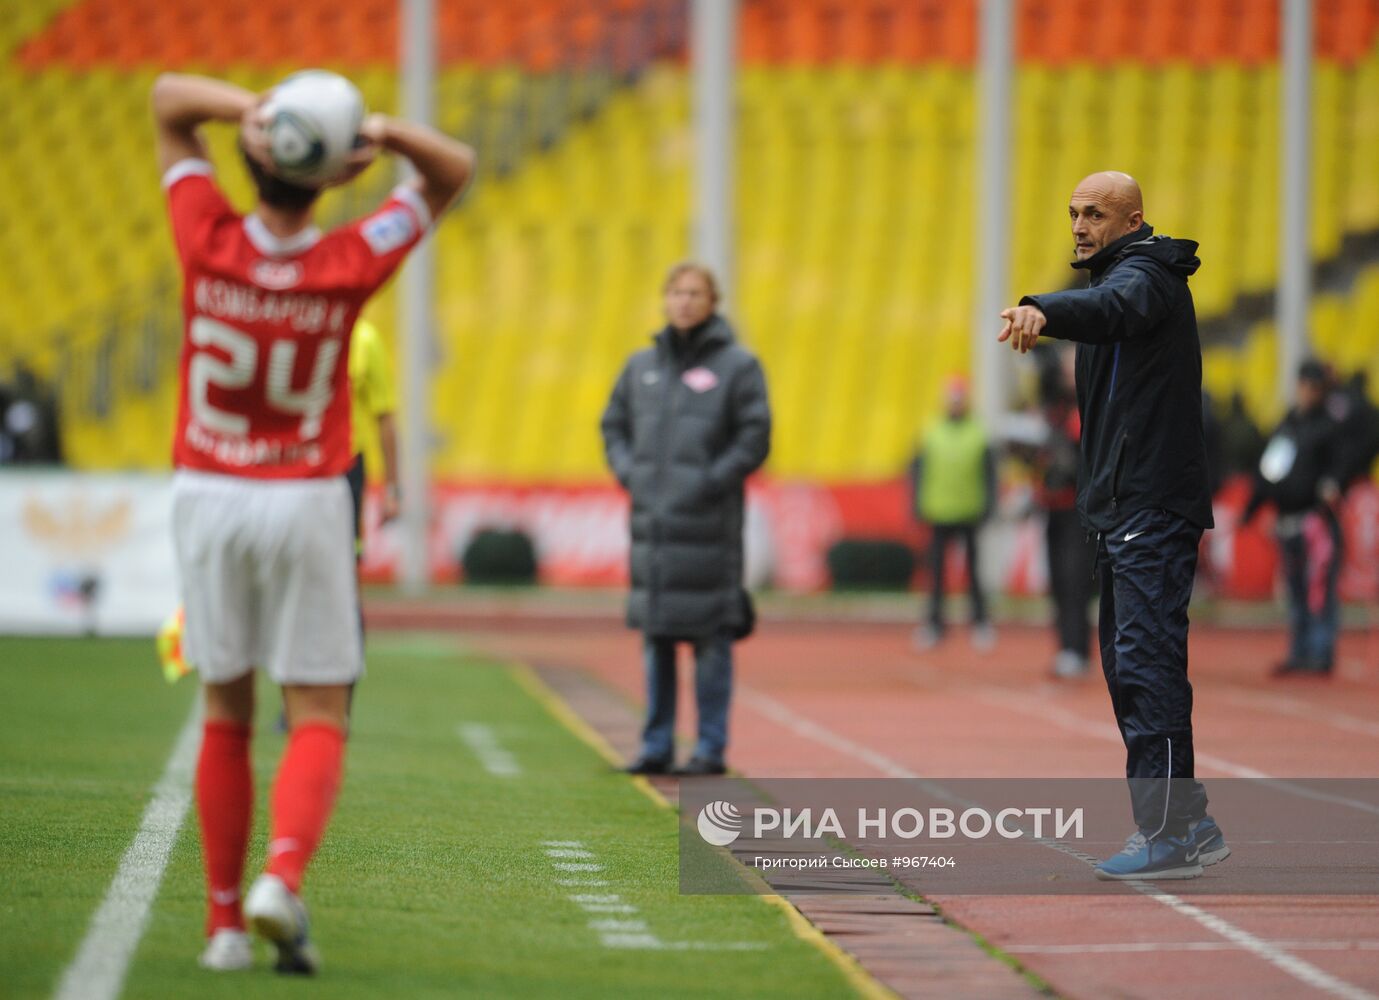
(696, 804), (1086, 844)
(697, 801), (744, 846)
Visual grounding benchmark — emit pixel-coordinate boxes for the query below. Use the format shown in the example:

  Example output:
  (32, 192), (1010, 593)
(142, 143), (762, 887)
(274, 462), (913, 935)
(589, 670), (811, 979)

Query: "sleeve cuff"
(391, 184), (433, 230)
(162, 158), (214, 190)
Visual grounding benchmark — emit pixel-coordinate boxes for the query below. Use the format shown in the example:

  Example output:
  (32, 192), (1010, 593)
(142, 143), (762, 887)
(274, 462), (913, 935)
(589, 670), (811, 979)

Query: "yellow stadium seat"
(4, 11), (1379, 482)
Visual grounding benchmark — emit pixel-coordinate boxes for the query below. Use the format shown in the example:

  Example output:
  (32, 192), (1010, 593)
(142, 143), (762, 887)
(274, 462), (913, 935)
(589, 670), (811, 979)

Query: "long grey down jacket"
(601, 316), (771, 638)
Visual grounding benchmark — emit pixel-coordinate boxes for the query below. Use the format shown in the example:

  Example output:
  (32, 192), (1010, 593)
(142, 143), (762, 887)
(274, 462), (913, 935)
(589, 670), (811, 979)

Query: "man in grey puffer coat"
(601, 262), (771, 776)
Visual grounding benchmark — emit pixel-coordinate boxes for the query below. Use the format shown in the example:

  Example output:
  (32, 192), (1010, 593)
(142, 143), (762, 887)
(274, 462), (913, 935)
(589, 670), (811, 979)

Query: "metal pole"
(975, 0), (1013, 431)
(1278, 0), (1312, 408)
(691, 0), (737, 307)
(398, 0), (435, 593)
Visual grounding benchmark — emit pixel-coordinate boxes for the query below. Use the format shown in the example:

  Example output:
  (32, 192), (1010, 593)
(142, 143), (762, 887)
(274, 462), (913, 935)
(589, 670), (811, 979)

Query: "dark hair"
(241, 147), (321, 212)
(1297, 358), (1327, 384)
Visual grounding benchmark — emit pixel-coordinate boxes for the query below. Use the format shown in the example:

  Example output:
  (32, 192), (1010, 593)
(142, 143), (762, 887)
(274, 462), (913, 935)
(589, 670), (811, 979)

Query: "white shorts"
(172, 470), (363, 685)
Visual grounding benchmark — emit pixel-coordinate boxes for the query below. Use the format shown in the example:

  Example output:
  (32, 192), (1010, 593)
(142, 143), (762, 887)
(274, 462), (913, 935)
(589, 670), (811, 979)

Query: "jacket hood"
(1073, 224), (1201, 280)
(654, 314), (736, 354)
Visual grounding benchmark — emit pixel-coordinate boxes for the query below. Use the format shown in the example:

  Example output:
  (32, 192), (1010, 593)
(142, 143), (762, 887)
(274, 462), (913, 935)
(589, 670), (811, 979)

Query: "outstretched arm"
(151, 74), (256, 174)
(1018, 261), (1174, 346)
(999, 261), (1177, 353)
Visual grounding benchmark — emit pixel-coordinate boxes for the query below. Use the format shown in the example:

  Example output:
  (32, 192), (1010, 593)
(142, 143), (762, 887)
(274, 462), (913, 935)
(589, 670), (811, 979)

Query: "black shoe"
(674, 756), (727, 776)
(1272, 658), (1331, 678)
(623, 755), (672, 775)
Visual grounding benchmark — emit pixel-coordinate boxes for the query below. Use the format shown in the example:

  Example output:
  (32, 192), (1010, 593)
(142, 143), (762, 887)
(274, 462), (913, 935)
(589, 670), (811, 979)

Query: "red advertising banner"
(358, 476), (1379, 602)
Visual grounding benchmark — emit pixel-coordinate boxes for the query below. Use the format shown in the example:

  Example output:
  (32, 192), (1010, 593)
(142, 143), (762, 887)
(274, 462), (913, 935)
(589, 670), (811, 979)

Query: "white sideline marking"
(590, 918), (650, 933)
(457, 723), (522, 777)
(571, 893), (639, 914)
(53, 699), (203, 1000)
(552, 862), (603, 872)
(738, 685), (1378, 1000)
(543, 840), (767, 952)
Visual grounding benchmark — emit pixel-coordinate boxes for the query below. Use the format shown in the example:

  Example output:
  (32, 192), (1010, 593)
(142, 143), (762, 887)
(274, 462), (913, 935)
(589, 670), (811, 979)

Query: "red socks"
(265, 722), (346, 895)
(196, 719), (345, 932)
(196, 721), (253, 935)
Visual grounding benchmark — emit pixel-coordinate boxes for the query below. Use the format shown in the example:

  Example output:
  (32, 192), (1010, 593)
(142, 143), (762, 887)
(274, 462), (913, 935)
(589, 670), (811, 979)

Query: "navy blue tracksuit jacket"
(1023, 225), (1214, 839)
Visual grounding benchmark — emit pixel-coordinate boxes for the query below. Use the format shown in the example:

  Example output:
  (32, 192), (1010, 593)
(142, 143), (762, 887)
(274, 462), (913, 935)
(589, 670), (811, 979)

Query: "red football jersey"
(163, 158), (429, 478)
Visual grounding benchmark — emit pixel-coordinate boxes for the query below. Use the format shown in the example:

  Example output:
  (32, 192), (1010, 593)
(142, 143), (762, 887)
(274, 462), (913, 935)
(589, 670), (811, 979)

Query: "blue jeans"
(1278, 511), (1341, 670)
(640, 634), (733, 764)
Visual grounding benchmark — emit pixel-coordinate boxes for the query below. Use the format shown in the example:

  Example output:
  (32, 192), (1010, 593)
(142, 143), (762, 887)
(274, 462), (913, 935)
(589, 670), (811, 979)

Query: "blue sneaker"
(1095, 831), (1203, 880)
(1190, 815), (1230, 866)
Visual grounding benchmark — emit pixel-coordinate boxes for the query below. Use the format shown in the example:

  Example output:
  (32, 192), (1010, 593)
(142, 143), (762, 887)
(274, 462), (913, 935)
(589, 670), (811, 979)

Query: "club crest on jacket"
(682, 367), (719, 393)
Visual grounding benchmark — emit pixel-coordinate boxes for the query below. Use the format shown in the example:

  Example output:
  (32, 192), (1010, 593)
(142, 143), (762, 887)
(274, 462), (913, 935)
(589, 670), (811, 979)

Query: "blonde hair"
(662, 261), (720, 304)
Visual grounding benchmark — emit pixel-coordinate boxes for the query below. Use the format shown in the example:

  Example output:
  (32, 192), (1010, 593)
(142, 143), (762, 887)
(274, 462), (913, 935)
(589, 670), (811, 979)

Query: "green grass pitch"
(0, 635), (860, 999)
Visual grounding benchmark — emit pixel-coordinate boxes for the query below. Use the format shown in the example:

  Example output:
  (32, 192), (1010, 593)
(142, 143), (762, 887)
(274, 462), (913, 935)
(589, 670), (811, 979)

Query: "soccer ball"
(262, 70), (365, 187)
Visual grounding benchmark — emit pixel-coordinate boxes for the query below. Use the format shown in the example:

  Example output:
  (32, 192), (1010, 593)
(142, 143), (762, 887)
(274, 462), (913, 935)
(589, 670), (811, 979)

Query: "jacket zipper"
(1110, 431), (1128, 514)
(648, 340), (695, 624)
(649, 348), (677, 624)
(1107, 343), (1121, 403)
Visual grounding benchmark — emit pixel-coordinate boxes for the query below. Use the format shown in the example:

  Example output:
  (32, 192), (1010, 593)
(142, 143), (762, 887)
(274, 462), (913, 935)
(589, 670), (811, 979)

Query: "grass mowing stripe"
(52, 698), (202, 1000)
(0, 638), (200, 1000)
(509, 662), (896, 1000)
(113, 640), (857, 999)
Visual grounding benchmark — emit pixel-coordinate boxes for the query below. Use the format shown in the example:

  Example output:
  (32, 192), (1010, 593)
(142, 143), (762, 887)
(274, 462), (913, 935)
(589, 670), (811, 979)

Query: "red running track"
(463, 618), (1379, 1000)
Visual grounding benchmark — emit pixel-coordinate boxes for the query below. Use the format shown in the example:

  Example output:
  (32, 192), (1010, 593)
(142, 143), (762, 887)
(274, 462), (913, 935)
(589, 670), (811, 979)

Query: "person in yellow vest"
(911, 375), (997, 652)
(347, 318), (401, 550)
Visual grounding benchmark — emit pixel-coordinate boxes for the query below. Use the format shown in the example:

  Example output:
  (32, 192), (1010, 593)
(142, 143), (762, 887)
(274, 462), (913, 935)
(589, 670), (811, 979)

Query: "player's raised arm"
(359, 114), (476, 223)
(151, 74), (257, 174)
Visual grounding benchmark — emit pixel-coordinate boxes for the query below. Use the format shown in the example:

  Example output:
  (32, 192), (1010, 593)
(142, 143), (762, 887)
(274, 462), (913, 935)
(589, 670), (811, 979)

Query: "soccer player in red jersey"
(152, 73), (473, 974)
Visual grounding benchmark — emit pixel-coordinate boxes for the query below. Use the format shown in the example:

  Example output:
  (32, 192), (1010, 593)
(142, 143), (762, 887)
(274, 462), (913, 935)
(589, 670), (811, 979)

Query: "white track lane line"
(737, 685), (1378, 1000)
(53, 699), (202, 1000)
(1216, 690), (1379, 739)
(1006, 940), (1379, 955)
(974, 689), (1379, 817)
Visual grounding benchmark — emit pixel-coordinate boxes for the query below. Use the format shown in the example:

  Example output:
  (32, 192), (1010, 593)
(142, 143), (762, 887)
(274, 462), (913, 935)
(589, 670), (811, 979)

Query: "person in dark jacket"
(601, 262), (771, 777)
(1034, 357), (1098, 679)
(1331, 370), (1379, 491)
(999, 171), (1227, 881)
(1220, 391), (1266, 481)
(1241, 359), (1343, 676)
